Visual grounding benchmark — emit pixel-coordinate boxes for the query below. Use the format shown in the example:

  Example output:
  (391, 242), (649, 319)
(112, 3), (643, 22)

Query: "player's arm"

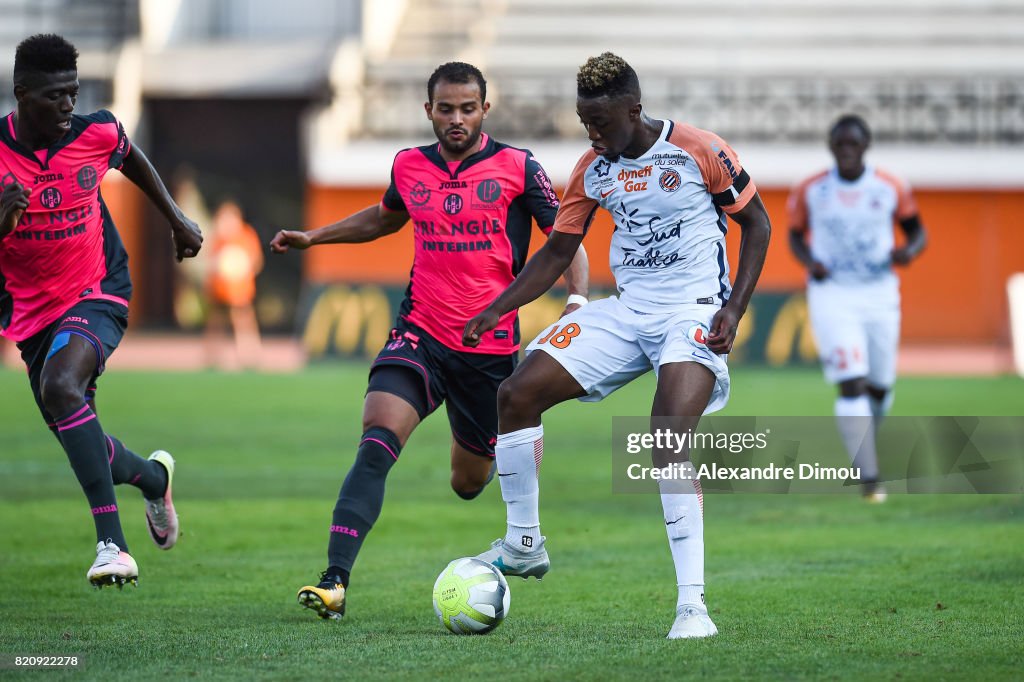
(891, 215), (926, 265)
(0, 182), (31, 238)
(119, 144), (203, 261)
(463, 230), (584, 347)
(559, 243), (590, 316)
(269, 204), (408, 253)
(788, 228), (828, 281)
(707, 193), (771, 354)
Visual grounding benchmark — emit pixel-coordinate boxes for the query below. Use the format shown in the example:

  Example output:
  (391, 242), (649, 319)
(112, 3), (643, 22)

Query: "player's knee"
(355, 426), (402, 473)
(838, 378), (868, 398)
(39, 373), (84, 416)
(496, 376), (537, 421)
(450, 470), (489, 500)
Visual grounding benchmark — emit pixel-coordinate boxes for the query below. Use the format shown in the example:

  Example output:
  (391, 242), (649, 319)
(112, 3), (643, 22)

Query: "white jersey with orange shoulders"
(788, 166), (918, 286)
(554, 120), (756, 313)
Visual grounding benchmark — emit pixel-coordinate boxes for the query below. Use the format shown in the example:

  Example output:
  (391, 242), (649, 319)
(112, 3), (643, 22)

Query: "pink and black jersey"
(381, 133), (559, 354)
(0, 110), (132, 342)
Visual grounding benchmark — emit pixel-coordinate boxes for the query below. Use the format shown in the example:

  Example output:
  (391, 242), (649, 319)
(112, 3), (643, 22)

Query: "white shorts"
(807, 280), (901, 387)
(524, 296), (731, 415)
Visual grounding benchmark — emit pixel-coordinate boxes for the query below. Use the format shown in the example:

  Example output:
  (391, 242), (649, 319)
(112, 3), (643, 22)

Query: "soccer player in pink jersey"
(0, 35), (203, 587)
(270, 62), (588, 620)
(788, 115), (927, 502)
(463, 53), (772, 639)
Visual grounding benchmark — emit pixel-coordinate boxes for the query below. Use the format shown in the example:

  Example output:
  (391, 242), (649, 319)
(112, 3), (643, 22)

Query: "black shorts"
(367, 321), (517, 457)
(16, 299), (128, 425)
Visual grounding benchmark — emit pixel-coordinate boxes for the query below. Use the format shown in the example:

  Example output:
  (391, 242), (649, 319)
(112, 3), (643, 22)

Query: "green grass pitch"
(0, 365), (1021, 680)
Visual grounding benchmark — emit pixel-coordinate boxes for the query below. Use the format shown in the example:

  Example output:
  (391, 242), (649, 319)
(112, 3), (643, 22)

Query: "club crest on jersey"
(409, 182), (431, 206)
(688, 323), (709, 346)
(594, 158), (611, 177)
(39, 187), (63, 209)
(659, 169), (681, 193)
(443, 193), (464, 215)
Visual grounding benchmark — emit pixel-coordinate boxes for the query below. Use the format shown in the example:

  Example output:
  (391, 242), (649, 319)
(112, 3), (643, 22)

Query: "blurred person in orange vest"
(205, 200), (263, 369)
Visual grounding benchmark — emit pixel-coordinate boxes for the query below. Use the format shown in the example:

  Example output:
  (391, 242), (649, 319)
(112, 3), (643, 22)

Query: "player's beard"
(437, 125), (482, 157)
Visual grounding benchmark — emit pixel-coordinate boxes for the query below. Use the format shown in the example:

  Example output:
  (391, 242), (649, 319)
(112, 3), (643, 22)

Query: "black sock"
(55, 404), (128, 551)
(106, 435), (167, 499)
(326, 566), (350, 588)
(326, 427), (402, 578)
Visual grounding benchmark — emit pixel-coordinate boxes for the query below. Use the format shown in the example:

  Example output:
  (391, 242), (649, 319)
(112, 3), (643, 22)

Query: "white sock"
(659, 477), (706, 612)
(498, 425), (544, 552)
(835, 395), (879, 481)
(868, 390), (894, 439)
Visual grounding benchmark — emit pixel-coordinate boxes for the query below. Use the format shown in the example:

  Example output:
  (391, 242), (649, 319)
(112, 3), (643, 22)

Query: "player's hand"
(270, 229), (313, 253)
(890, 247), (914, 266)
(809, 261), (829, 281)
(171, 216), (203, 261)
(0, 182), (31, 237)
(463, 308), (501, 348)
(707, 305), (741, 354)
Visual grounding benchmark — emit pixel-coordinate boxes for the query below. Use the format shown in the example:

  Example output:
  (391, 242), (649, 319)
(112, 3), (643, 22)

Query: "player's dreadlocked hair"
(829, 114), (872, 144)
(577, 52), (640, 100)
(14, 34), (78, 84)
(427, 62), (487, 104)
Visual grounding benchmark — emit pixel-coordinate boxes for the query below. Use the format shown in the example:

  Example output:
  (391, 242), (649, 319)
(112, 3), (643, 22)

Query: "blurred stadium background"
(0, 0), (1021, 374)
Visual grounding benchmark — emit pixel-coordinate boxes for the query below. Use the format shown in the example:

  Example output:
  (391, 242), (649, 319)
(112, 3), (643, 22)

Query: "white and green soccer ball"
(432, 557), (510, 634)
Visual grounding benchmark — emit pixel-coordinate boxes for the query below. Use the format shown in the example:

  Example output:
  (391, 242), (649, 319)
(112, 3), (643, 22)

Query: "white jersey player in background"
(462, 52), (771, 639)
(788, 114), (927, 502)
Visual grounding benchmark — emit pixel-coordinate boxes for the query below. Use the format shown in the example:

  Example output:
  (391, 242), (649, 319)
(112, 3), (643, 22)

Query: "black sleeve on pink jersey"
(85, 110), (131, 169)
(108, 118), (130, 169)
(381, 158), (406, 212)
(521, 151), (560, 232)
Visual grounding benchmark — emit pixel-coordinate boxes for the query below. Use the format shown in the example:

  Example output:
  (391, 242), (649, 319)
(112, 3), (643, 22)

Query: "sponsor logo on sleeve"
(533, 169), (559, 207)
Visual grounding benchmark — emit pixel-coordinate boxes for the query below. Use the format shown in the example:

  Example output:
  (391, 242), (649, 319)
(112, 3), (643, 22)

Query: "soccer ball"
(432, 557), (510, 634)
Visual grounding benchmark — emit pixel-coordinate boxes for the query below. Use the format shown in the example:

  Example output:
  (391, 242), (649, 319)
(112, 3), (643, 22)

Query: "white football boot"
(476, 537), (550, 580)
(667, 605), (718, 639)
(87, 540), (139, 589)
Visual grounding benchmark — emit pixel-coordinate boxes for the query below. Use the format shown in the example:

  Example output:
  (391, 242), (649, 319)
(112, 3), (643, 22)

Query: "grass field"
(1, 365), (1022, 680)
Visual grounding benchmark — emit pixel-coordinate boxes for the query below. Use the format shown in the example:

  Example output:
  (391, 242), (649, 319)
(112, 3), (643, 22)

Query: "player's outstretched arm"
(708, 193), (771, 354)
(892, 215), (927, 265)
(463, 230), (584, 347)
(119, 144), (203, 261)
(0, 182), (31, 238)
(269, 205), (408, 254)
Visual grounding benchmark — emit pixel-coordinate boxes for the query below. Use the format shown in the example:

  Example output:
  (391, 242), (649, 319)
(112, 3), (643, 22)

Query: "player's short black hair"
(577, 52), (640, 100)
(427, 62), (486, 104)
(830, 114), (871, 144)
(14, 34), (78, 84)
